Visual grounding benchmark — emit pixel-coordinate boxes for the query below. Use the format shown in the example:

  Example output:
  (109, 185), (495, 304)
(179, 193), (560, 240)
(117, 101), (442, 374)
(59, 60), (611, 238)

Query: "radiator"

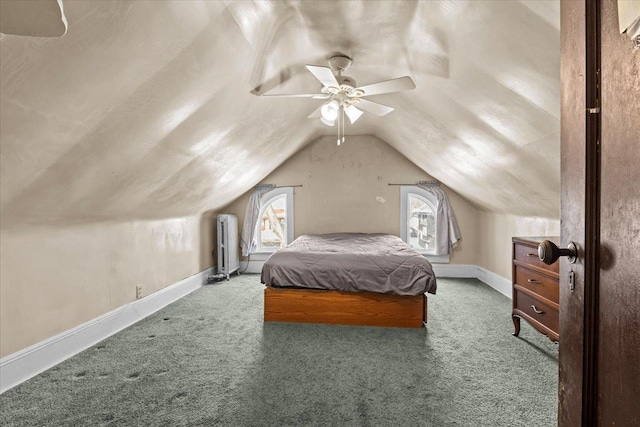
(217, 214), (239, 278)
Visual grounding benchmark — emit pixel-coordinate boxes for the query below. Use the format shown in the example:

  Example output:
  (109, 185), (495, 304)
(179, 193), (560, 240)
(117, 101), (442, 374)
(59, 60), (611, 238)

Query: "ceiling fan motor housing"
(328, 55), (353, 72)
(337, 75), (357, 88)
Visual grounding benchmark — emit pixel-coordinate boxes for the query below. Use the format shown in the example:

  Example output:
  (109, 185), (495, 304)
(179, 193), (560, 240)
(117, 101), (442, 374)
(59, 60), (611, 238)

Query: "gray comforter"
(261, 233), (437, 296)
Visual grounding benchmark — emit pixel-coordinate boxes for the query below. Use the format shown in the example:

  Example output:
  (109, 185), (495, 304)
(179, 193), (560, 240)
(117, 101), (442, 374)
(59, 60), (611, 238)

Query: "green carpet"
(0, 277), (558, 426)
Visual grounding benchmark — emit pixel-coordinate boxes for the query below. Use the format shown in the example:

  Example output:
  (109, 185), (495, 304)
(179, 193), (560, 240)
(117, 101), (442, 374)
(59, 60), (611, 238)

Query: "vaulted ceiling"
(0, 0), (560, 227)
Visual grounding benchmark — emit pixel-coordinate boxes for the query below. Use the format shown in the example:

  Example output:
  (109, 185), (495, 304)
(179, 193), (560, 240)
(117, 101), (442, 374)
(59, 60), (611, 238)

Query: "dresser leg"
(512, 315), (521, 336)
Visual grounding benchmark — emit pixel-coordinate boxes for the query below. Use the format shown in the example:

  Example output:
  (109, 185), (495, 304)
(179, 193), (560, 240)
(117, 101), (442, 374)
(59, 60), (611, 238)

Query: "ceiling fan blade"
(305, 65), (339, 88)
(356, 99), (395, 116)
(261, 93), (323, 98)
(307, 105), (323, 119)
(0, 0), (68, 37)
(355, 76), (416, 97)
(344, 105), (364, 124)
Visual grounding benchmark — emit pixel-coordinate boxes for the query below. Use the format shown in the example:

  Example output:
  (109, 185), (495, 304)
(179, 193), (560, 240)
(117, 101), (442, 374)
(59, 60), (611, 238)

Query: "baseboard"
(0, 267), (214, 394)
(475, 266), (512, 299)
(432, 264), (511, 299)
(239, 260), (264, 274)
(430, 263), (478, 278)
(0, 262), (510, 394)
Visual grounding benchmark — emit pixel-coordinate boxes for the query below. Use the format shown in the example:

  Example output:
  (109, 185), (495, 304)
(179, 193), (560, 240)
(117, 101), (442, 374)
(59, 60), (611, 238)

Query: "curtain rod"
(388, 181), (439, 186)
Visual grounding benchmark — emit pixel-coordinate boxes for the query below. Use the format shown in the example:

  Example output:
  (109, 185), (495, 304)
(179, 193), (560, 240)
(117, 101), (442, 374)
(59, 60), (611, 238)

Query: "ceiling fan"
(261, 55), (416, 144)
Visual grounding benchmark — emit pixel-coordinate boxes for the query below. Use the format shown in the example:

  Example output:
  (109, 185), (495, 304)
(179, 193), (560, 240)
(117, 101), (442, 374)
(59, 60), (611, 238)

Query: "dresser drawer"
(514, 243), (559, 273)
(514, 265), (559, 304)
(514, 290), (559, 338)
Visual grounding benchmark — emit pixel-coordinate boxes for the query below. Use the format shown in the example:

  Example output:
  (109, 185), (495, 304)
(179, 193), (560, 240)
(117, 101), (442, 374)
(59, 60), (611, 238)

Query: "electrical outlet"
(136, 285), (143, 299)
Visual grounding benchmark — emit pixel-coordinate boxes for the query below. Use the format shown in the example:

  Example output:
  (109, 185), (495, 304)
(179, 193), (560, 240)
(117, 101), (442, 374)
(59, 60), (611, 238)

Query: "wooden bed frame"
(264, 287), (427, 328)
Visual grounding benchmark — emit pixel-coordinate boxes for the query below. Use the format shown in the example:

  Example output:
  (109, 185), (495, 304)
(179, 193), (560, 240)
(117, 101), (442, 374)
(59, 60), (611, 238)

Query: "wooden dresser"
(512, 236), (560, 342)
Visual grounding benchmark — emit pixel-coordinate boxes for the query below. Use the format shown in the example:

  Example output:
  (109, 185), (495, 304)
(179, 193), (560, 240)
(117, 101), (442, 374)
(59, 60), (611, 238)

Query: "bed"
(261, 233), (437, 328)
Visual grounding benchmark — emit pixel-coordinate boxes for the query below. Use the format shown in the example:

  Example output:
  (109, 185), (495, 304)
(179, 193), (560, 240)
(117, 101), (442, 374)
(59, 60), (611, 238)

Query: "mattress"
(261, 233), (437, 296)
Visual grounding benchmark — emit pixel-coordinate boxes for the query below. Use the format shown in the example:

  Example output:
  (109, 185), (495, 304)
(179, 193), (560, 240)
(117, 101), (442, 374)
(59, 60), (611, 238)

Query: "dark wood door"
(597, 1), (640, 424)
(560, 0), (640, 425)
(559, 0), (588, 423)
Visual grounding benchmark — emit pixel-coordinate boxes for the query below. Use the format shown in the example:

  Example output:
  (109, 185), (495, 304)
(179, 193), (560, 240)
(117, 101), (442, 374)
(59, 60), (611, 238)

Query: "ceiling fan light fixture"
(320, 100), (340, 121)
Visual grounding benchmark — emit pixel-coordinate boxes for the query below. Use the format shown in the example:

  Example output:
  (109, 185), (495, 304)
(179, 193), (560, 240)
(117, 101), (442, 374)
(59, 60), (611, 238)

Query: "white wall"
(222, 135), (480, 265)
(0, 216), (216, 357)
(476, 211), (560, 279)
(0, 133), (558, 359)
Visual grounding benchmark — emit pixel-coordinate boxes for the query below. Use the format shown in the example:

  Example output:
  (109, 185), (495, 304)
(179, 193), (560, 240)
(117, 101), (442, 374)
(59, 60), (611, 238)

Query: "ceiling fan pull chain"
(337, 105), (341, 146)
(342, 106), (346, 144)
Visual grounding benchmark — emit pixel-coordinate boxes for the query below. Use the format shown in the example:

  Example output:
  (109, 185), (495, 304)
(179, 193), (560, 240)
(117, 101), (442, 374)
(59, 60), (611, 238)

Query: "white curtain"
(240, 184), (275, 256)
(417, 181), (461, 255)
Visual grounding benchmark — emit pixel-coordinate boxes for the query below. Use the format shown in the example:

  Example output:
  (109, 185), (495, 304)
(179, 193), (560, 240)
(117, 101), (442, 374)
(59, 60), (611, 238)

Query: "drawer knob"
(527, 278), (541, 284)
(538, 240), (578, 265)
(531, 305), (545, 314)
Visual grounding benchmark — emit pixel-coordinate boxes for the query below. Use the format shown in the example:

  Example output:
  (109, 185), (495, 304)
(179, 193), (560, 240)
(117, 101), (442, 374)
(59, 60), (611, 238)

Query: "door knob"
(538, 240), (578, 265)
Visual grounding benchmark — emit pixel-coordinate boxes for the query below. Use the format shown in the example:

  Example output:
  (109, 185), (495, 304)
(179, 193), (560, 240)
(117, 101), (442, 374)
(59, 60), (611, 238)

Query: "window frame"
(400, 186), (450, 263)
(252, 187), (294, 255)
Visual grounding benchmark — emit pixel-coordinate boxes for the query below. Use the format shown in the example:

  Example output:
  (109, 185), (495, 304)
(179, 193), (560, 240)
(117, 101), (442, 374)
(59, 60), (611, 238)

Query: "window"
(400, 186), (448, 261)
(254, 187), (294, 253)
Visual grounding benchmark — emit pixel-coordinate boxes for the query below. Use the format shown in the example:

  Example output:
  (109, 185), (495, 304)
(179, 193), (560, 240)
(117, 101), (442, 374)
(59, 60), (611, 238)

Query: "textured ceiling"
(0, 0), (560, 227)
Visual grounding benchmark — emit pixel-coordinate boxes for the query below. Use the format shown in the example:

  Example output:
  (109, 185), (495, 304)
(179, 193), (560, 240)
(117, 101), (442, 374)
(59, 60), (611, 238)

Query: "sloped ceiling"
(0, 0), (560, 227)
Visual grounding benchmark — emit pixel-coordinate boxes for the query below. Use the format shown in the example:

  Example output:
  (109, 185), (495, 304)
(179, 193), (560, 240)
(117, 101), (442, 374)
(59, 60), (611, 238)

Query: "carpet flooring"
(0, 276), (558, 426)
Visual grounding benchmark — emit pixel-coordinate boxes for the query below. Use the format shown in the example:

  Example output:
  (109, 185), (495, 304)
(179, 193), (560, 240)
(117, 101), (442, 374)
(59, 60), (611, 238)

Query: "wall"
(222, 135), (480, 265)
(0, 217), (215, 357)
(476, 211), (560, 279)
(0, 133), (558, 359)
